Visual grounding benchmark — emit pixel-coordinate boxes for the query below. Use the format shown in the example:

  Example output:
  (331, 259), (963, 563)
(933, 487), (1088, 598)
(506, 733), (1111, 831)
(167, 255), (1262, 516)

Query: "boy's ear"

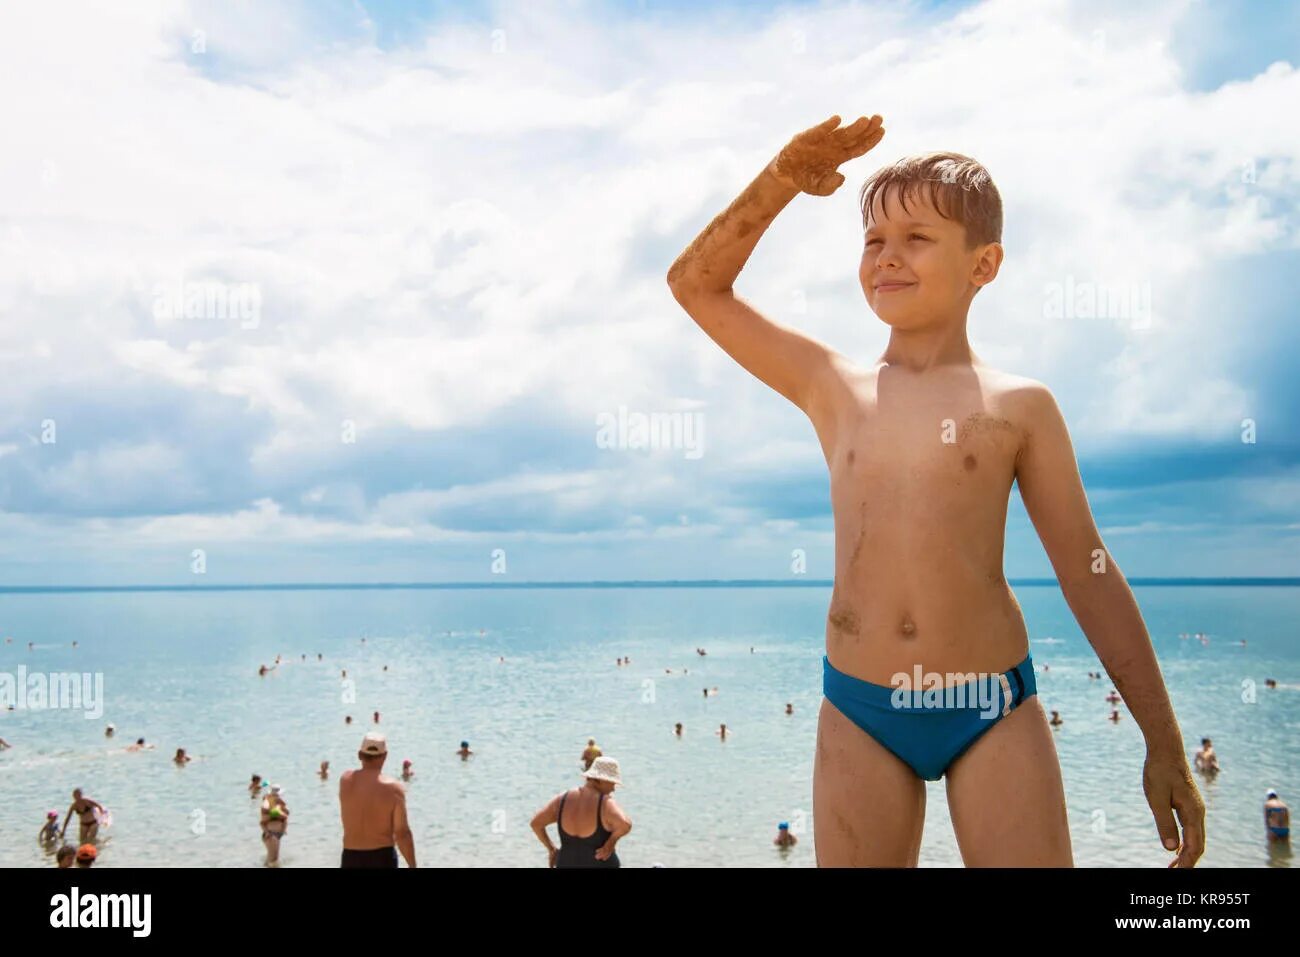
(971, 242), (1004, 289)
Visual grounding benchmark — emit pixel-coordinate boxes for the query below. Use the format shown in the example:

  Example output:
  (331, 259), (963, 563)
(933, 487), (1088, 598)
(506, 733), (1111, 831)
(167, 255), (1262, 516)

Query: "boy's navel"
(963, 454), (977, 471)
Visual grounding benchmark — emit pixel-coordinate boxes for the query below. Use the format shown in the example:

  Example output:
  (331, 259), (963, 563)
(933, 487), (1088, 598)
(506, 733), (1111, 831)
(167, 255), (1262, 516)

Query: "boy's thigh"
(944, 695), (1074, 867)
(814, 698), (925, 867)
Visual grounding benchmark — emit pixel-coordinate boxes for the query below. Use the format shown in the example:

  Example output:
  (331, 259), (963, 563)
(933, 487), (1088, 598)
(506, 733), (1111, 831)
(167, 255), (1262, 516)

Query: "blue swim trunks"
(823, 652), (1037, 781)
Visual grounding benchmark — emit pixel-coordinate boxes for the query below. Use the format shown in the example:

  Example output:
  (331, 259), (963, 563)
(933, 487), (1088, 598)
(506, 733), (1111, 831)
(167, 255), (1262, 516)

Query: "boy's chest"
(831, 397), (1025, 497)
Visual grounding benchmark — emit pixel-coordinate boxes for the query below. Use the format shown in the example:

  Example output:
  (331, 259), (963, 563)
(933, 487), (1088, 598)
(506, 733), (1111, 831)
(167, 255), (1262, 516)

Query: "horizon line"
(2, 577), (1299, 595)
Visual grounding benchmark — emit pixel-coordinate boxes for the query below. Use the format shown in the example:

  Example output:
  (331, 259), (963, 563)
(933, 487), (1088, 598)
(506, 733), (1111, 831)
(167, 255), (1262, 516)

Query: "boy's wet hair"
(859, 152), (1002, 248)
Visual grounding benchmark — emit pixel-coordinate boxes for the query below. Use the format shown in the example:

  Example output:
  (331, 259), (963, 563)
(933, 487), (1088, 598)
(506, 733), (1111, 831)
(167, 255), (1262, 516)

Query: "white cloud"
(0, 0), (1294, 571)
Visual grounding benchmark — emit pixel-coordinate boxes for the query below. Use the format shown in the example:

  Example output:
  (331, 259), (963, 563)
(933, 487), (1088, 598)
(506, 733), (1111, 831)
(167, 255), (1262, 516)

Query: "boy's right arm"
(667, 115), (883, 418)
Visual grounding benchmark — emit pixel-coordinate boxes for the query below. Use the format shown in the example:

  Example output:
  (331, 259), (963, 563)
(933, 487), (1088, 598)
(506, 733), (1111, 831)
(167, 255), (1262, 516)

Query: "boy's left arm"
(1014, 383), (1205, 867)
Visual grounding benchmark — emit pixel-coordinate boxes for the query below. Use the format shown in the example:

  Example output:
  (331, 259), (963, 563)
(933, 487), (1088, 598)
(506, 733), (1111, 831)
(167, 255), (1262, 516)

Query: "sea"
(1, 582), (1296, 868)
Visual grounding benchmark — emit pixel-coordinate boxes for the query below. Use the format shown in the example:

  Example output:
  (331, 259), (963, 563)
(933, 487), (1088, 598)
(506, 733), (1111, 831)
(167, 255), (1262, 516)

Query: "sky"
(0, 0), (1296, 585)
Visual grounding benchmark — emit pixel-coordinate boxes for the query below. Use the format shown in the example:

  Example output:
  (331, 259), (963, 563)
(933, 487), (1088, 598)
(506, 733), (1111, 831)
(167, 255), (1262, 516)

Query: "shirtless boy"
(668, 114), (1204, 867)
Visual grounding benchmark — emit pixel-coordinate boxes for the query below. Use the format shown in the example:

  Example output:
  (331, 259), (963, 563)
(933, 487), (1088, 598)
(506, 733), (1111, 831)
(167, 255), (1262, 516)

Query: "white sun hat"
(583, 755), (623, 787)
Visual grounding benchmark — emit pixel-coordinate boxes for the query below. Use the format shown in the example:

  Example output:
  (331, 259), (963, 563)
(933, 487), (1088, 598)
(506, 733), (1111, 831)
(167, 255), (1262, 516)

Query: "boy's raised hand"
(768, 114), (885, 196)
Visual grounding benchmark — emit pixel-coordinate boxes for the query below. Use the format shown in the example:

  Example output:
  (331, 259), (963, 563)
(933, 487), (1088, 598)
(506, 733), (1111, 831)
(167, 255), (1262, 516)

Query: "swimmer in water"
(1265, 678), (1277, 689)
(786, 703), (794, 715)
(258, 665), (269, 676)
(56, 845), (76, 868)
(774, 821), (797, 848)
(1108, 709), (1121, 723)
(0, 737), (10, 750)
(674, 723), (683, 737)
(61, 789), (106, 844)
(38, 811), (61, 844)
(456, 741), (473, 759)
(1105, 690), (1121, 704)
(1264, 790), (1290, 843)
(581, 739), (602, 770)
(104, 724), (115, 738)
(345, 715), (353, 725)
(250, 774), (264, 796)
(1193, 737), (1219, 775)
(125, 737), (153, 752)
(716, 723), (730, 741)
(319, 761), (330, 780)
(401, 760), (414, 781)
(373, 711), (381, 724)
(1049, 710), (1063, 727)
(260, 785), (289, 865)
(174, 748), (191, 766)
(75, 844), (97, 868)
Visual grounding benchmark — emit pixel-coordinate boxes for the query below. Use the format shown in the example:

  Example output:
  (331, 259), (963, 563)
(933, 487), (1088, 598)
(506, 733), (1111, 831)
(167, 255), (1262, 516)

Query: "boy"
(667, 114), (1204, 867)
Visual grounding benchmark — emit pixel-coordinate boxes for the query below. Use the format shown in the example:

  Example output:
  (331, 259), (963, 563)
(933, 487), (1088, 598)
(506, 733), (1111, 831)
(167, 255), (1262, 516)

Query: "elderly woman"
(531, 756), (632, 868)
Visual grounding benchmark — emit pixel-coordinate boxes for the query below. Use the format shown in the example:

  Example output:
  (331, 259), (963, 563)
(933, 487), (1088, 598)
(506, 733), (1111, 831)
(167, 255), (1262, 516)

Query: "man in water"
(125, 737), (153, 752)
(319, 760), (330, 780)
(1193, 737), (1219, 774)
(339, 732), (417, 868)
(674, 723), (683, 737)
(104, 724), (115, 738)
(61, 788), (106, 844)
(581, 738), (602, 770)
(174, 748), (191, 766)
(774, 822), (797, 848)
(1264, 789), (1289, 843)
(456, 741), (473, 759)
(401, 759), (414, 781)
(717, 723), (730, 741)
(260, 784), (289, 865)
(249, 774), (263, 796)
(1049, 710), (1063, 727)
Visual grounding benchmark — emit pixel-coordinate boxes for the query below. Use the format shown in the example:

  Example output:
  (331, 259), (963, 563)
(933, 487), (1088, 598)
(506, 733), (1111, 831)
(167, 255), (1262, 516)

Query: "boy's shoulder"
(969, 363), (1050, 399)
(961, 364), (1057, 417)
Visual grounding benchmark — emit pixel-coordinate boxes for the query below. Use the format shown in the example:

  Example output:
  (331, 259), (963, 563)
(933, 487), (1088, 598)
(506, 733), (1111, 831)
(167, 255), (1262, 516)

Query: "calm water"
(1, 584), (1296, 868)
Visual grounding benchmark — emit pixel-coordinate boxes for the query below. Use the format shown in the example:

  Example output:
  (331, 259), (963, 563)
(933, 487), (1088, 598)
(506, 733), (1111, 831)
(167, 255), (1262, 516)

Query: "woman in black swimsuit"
(530, 756), (632, 868)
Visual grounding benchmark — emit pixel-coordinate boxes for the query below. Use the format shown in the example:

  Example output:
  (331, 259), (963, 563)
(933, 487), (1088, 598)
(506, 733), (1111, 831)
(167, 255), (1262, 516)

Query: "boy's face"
(859, 184), (999, 328)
